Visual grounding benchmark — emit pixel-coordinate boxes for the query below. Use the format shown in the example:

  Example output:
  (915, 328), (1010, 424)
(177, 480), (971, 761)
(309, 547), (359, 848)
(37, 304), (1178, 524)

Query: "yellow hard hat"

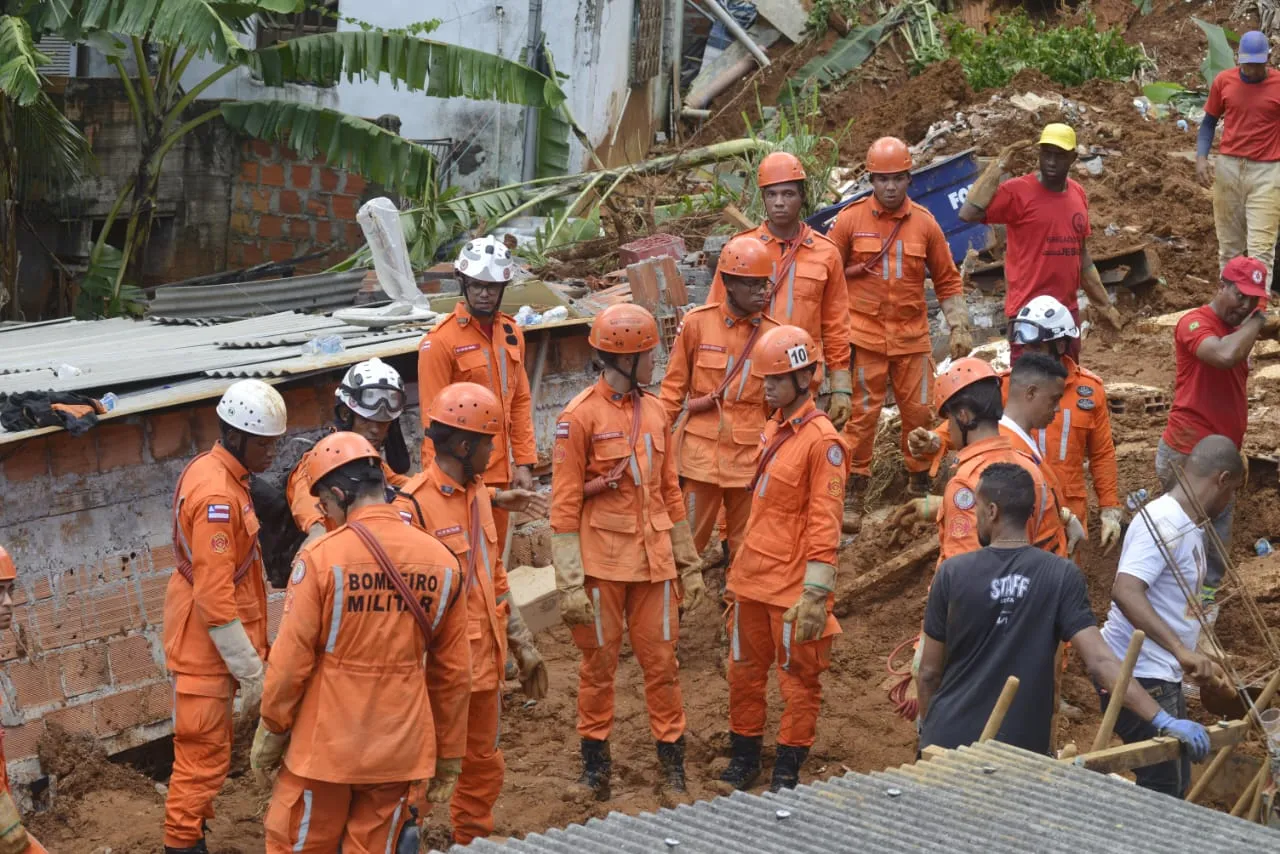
(1039, 123), (1076, 152)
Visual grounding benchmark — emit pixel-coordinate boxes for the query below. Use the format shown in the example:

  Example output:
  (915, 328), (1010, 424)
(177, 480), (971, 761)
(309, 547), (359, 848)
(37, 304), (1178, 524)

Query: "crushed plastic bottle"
(303, 335), (345, 356)
(100, 392), (118, 412)
(514, 305), (544, 326)
(1257, 538), (1274, 557)
(542, 306), (569, 323)
(55, 363), (82, 379)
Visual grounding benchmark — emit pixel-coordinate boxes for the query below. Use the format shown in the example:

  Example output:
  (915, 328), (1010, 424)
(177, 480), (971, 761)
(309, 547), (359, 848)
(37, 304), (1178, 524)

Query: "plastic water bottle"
(542, 306), (569, 323)
(1257, 538), (1274, 557)
(1125, 489), (1149, 512)
(100, 392), (118, 412)
(303, 335), (345, 356)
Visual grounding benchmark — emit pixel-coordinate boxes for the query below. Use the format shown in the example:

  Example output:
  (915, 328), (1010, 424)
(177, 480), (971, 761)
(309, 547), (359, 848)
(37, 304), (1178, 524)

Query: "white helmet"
(1010, 295), (1079, 345)
(336, 357), (406, 422)
(217, 380), (287, 437)
(454, 235), (514, 284)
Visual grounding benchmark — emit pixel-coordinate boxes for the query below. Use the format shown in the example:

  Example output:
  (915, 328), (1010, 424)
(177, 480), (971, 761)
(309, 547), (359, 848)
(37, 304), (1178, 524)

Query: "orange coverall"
(551, 378), (688, 742)
(1, 732), (47, 853)
(162, 442), (269, 849)
(287, 438), (407, 534)
(707, 224), (851, 375)
(393, 464), (508, 845)
(827, 197), (965, 476)
(418, 302), (538, 544)
(658, 302), (779, 557)
(727, 399), (845, 747)
(261, 504), (471, 853)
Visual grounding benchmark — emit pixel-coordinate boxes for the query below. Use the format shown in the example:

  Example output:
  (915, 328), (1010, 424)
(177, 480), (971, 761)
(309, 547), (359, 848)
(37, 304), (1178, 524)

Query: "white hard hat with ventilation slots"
(1010, 295), (1080, 344)
(335, 357), (406, 422)
(217, 380), (287, 436)
(454, 235), (514, 284)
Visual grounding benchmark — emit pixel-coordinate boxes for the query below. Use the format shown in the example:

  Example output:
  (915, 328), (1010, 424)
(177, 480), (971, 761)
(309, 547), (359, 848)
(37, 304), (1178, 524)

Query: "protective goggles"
(1008, 319), (1073, 345)
(341, 382), (406, 419)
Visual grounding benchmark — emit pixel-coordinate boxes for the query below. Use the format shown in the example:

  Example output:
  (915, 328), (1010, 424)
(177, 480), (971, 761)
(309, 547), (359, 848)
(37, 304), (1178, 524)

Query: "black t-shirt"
(920, 545), (1095, 755)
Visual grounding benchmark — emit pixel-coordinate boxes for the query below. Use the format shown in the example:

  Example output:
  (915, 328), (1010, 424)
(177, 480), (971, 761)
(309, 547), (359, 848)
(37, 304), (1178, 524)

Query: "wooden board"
(1065, 719), (1250, 774)
(834, 536), (940, 615)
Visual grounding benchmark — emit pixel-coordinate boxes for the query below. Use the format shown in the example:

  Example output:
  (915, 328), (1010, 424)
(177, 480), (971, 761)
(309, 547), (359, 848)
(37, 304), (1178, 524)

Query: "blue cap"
(1240, 30), (1269, 64)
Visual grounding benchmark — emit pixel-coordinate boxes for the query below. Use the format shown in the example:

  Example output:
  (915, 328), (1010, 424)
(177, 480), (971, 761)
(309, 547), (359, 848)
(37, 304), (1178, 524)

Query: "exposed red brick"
(343, 222), (363, 247)
(0, 628), (20, 662)
(56, 565), (83, 596)
(239, 243), (265, 267)
(190, 405), (222, 450)
(239, 161), (258, 182)
(249, 139), (274, 159)
(278, 190), (301, 215)
(58, 645), (110, 697)
(138, 575), (169, 626)
(149, 543), (177, 573)
(32, 595), (84, 649)
(315, 221), (334, 243)
(291, 165), (314, 190)
(109, 634), (159, 686)
(288, 218), (313, 240)
(305, 198), (328, 218)
(268, 242), (294, 263)
(344, 173), (367, 195)
(251, 189), (272, 213)
(49, 432), (98, 478)
(94, 682), (170, 735)
(3, 436), (49, 482)
(332, 194), (358, 220)
(260, 163), (286, 187)
(3, 721), (44, 761)
(84, 585), (139, 641)
(45, 702), (97, 737)
(148, 410), (193, 460)
(318, 167), (340, 192)
(228, 211), (252, 233)
(8, 659), (64, 708)
(259, 214), (285, 239)
(95, 422), (144, 471)
(31, 576), (52, 601)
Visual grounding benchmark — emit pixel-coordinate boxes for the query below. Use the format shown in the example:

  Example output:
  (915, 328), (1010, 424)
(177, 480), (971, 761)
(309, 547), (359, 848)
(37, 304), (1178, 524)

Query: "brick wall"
(226, 140), (370, 274)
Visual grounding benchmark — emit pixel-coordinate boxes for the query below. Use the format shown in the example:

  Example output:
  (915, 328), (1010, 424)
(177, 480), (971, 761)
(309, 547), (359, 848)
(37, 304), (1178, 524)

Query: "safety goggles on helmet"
(339, 382), (406, 421)
(1008, 317), (1077, 345)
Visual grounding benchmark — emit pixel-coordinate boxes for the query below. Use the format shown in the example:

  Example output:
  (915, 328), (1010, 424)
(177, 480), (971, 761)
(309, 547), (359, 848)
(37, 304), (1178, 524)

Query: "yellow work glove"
(1098, 507), (1123, 555)
(426, 757), (462, 803)
(552, 532), (594, 627)
(0, 790), (29, 854)
(827, 368), (854, 431)
(504, 600), (548, 700)
(208, 619), (264, 721)
(940, 295), (973, 361)
(250, 720), (290, 788)
(891, 495), (941, 530)
(670, 520), (708, 615)
(1061, 508), (1086, 557)
(782, 562), (836, 643)
(907, 427), (942, 460)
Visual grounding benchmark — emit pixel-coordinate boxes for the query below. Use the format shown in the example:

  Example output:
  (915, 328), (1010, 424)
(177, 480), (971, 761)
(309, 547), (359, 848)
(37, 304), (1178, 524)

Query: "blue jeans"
(1154, 438), (1233, 593)
(1096, 676), (1188, 797)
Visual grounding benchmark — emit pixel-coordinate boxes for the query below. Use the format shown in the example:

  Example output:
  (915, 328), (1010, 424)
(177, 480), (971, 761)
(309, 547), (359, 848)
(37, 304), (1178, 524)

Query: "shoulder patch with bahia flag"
(207, 504), (231, 522)
(556, 421), (571, 439)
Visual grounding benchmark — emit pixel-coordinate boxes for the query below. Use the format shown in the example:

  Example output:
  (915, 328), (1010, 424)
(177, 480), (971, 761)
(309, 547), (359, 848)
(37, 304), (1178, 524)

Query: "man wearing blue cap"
(1197, 30), (1280, 291)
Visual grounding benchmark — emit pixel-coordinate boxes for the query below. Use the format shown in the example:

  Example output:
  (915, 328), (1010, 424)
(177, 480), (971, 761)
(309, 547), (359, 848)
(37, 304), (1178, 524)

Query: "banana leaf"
(0, 15), (47, 105)
(780, 4), (908, 105)
(1193, 18), (1236, 88)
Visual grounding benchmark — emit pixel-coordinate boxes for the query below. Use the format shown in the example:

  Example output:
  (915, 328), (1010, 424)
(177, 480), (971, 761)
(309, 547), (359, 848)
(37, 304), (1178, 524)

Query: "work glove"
(1153, 710), (1210, 762)
(940, 295), (973, 361)
(967, 139), (1033, 209)
(208, 619), (265, 720)
(250, 720), (290, 788)
(1062, 509), (1086, 557)
(0, 791), (29, 854)
(505, 603), (548, 700)
(670, 520), (708, 615)
(891, 495), (941, 530)
(782, 562), (836, 643)
(907, 427), (942, 459)
(552, 532), (594, 626)
(827, 368), (854, 432)
(426, 757), (462, 803)
(1098, 507), (1123, 555)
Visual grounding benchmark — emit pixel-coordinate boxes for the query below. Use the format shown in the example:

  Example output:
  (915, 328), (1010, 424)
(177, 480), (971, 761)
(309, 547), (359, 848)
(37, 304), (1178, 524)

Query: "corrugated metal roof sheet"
(450, 742), (1278, 854)
(146, 270), (366, 319)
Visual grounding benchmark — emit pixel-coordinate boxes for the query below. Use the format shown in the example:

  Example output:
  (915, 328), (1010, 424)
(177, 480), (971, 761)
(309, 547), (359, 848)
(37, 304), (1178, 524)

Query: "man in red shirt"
(1197, 31), (1280, 290)
(959, 124), (1122, 359)
(1160, 255), (1279, 601)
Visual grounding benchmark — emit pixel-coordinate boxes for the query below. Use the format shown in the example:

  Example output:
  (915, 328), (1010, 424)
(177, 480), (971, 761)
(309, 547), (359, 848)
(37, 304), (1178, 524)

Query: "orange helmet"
(719, 235), (774, 278)
(427, 382), (502, 435)
(0, 546), (14, 582)
(757, 152), (806, 188)
(752, 325), (819, 377)
(307, 431), (381, 494)
(934, 357), (999, 413)
(866, 137), (912, 174)
(589, 304), (660, 354)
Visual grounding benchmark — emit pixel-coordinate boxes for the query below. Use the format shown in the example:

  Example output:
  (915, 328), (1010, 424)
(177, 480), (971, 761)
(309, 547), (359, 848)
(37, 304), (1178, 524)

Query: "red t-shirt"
(983, 174), (1090, 317)
(1162, 305), (1251, 453)
(1206, 68), (1280, 162)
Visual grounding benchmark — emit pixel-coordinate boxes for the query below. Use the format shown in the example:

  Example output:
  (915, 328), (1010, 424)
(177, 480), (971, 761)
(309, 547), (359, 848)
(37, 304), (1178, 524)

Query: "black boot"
(718, 732), (762, 791)
(164, 842), (208, 854)
(574, 737), (612, 801)
(656, 736), (687, 794)
(769, 744), (809, 792)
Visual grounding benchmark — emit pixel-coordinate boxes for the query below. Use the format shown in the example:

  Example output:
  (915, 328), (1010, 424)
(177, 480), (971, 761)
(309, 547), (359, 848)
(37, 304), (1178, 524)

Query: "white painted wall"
(180, 0), (668, 191)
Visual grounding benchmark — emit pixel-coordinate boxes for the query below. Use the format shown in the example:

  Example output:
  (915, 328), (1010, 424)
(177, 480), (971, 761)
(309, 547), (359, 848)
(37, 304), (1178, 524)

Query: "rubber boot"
(843, 474), (869, 534)
(656, 736), (687, 797)
(164, 842), (208, 854)
(769, 744), (810, 793)
(573, 737), (612, 801)
(717, 732), (762, 791)
(907, 471), (932, 497)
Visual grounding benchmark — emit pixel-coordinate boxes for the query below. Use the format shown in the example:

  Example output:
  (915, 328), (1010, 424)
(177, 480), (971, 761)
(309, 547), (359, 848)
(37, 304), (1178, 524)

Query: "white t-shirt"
(1100, 494), (1207, 682)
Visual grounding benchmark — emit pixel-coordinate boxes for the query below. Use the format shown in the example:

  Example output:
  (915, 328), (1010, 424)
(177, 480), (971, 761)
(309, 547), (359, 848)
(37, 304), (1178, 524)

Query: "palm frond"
(13, 92), (95, 195)
(0, 15), (48, 106)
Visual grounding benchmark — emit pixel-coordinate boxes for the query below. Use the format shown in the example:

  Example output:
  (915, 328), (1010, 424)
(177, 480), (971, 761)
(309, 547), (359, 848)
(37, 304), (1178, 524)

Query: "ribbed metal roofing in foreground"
(451, 741), (1277, 853)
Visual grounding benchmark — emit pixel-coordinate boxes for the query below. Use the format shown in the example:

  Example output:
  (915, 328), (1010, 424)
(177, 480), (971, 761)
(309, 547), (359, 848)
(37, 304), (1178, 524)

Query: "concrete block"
(507, 564), (558, 636)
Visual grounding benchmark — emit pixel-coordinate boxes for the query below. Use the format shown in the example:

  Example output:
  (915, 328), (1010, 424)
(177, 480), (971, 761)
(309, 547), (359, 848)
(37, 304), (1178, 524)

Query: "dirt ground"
(26, 1), (1280, 850)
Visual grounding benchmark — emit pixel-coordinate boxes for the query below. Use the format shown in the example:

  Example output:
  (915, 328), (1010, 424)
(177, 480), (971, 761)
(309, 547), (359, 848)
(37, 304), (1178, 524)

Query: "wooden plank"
(834, 536), (939, 614)
(1065, 719), (1251, 774)
(920, 744), (948, 761)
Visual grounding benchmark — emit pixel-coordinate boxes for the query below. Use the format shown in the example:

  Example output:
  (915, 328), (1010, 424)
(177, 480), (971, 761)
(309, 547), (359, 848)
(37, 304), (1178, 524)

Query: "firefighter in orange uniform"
(285, 358), (411, 540)
(252, 433), (472, 852)
(393, 383), (549, 845)
(551, 304), (703, 802)
(419, 236), (539, 545)
(660, 235), (780, 563)
(892, 359), (1066, 561)
(719, 325), (846, 794)
(163, 380), (286, 854)
(826, 138), (974, 516)
(707, 152), (854, 430)
(0, 547), (48, 854)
